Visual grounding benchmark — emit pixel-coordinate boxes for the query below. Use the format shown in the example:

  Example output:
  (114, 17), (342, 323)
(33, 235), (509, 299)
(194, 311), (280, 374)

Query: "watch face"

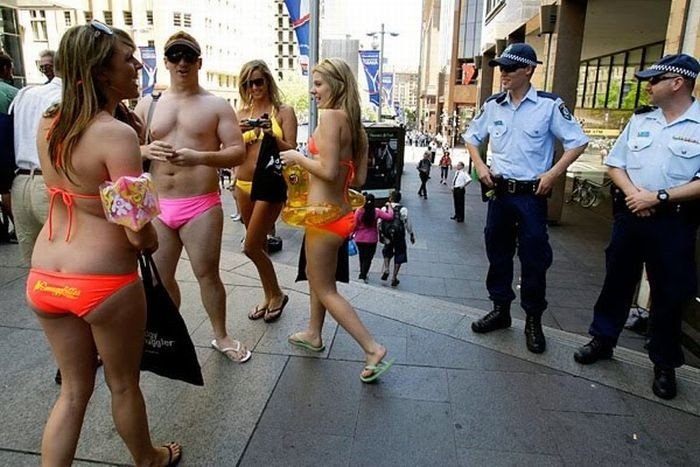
(658, 190), (669, 201)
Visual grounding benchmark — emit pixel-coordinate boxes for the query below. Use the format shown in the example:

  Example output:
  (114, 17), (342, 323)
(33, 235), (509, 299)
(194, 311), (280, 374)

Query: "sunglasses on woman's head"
(244, 78), (265, 88)
(89, 20), (113, 37)
(166, 50), (199, 64)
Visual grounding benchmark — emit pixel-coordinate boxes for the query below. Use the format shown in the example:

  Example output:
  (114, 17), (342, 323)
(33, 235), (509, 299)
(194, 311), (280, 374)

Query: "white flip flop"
(211, 339), (252, 363)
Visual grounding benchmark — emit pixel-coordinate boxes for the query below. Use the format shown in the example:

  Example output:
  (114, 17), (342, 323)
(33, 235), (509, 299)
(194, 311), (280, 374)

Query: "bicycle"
(567, 176), (612, 208)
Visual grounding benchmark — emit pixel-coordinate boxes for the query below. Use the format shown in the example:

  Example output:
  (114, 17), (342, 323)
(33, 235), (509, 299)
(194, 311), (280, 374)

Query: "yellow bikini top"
(242, 107), (283, 144)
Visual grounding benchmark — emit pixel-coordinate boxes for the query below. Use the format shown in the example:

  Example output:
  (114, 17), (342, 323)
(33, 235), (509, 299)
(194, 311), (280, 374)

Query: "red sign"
(462, 64), (476, 85)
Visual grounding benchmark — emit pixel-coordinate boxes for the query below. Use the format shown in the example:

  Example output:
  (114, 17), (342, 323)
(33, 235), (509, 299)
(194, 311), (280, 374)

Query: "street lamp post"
(367, 24), (398, 122)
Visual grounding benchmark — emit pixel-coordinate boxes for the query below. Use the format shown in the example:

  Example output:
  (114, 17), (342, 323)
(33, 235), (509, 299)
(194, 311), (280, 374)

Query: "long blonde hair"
(238, 60), (283, 111)
(49, 24), (134, 182)
(313, 58), (368, 166)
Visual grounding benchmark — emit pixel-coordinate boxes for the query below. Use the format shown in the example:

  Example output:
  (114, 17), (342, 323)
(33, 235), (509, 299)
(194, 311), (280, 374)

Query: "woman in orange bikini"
(26, 23), (181, 466)
(280, 58), (394, 382)
(236, 60), (297, 322)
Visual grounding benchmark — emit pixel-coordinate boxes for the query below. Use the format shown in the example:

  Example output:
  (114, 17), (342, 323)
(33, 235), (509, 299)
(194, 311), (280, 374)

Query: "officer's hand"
(536, 171), (556, 196)
(634, 208), (655, 218)
(476, 164), (494, 187)
(625, 189), (658, 213)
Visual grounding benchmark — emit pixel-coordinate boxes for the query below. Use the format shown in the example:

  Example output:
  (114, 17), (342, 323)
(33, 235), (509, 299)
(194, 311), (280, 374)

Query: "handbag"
(138, 254), (204, 386)
(348, 238), (358, 256)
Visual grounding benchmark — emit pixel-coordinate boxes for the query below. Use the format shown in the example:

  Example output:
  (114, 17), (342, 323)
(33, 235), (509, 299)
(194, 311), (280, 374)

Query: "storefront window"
(621, 49), (642, 109)
(595, 56), (611, 108)
(584, 60), (597, 108)
(607, 53), (626, 109)
(577, 63), (587, 108)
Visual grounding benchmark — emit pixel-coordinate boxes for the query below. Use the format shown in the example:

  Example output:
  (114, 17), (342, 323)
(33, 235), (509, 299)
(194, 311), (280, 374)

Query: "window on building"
(288, 58), (294, 69)
(173, 12), (182, 27)
(147, 10), (154, 25)
(278, 44), (283, 55)
(289, 31), (293, 42)
(278, 3), (284, 14)
(30, 10), (47, 42)
(485, 0), (505, 22)
(278, 31), (283, 42)
(103, 11), (113, 26)
(577, 42), (663, 110)
(148, 40), (155, 48)
(278, 17), (283, 27)
(184, 13), (192, 28)
(123, 11), (133, 26)
(288, 44), (294, 55)
(64, 11), (72, 27)
(84, 11), (93, 23)
(278, 58), (283, 70)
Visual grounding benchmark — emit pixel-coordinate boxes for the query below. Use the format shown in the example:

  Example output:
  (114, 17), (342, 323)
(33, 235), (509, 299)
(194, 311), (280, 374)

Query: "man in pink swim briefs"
(134, 31), (251, 362)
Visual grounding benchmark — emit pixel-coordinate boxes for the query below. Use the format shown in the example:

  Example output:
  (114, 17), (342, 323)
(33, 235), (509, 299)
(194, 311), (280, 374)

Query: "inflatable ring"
(348, 189), (365, 209)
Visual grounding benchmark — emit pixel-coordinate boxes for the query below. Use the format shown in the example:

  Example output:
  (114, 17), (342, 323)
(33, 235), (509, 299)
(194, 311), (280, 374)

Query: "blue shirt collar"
(645, 99), (700, 125)
(504, 85), (538, 105)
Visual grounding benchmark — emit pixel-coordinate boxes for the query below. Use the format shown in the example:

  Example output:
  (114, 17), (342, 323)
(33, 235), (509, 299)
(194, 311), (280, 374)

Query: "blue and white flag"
(284, 0), (310, 75)
(139, 46), (157, 96)
(359, 50), (380, 107)
(382, 72), (394, 109)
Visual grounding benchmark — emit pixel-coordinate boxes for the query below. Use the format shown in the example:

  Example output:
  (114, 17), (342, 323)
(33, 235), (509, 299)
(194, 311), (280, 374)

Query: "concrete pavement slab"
(241, 428), (353, 467)
(456, 449), (564, 467)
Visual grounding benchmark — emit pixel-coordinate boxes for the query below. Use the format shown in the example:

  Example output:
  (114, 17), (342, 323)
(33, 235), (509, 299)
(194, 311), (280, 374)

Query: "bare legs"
(295, 229), (387, 378)
(237, 188), (286, 312)
(36, 281), (178, 467)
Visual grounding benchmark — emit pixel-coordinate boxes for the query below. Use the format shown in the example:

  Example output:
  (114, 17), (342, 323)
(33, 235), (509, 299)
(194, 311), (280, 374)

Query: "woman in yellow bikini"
(236, 60), (297, 322)
(280, 58), (394, 383)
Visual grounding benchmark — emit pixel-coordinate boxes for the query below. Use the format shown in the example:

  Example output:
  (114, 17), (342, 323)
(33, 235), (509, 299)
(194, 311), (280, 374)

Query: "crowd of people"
(1, 20), (699, 465)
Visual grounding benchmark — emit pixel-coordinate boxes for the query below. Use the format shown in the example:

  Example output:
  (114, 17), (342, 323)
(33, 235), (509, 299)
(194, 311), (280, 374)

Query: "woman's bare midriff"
(236, 141), (263, 182)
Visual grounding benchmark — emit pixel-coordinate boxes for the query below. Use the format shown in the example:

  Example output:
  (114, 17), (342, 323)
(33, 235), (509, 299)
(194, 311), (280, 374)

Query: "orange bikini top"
(47, 187), (100, 242)
(307, 137), (355, 204)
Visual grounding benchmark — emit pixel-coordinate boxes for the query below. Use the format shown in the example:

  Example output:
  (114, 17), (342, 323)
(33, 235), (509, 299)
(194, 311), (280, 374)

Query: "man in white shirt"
(451, 161), (470, 222)
(11, 74), (61, 265)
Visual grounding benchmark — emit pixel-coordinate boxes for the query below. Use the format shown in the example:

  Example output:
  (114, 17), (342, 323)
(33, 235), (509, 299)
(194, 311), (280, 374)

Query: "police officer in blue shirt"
(464, 43), (589, 353)
(574, 54), (700, 400)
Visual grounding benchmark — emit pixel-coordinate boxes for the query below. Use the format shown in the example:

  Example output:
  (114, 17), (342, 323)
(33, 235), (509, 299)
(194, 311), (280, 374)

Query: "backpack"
(380, 204), (405, 244)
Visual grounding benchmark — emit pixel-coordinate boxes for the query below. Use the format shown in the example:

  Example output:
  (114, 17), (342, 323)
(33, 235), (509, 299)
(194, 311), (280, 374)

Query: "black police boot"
(471, 303), (511, 333)
(652, 366), (677, 400)
(524, 315), (546, 354)
(573, 337), (613, 364)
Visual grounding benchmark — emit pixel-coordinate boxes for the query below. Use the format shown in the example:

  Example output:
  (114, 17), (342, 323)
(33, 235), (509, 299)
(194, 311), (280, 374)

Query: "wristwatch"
(657, 189), (670, 203)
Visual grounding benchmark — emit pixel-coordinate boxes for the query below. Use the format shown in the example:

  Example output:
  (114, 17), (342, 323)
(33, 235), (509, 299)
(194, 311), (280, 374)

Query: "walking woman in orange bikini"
(280, 58), (394, 382)
(236, 60), (297, 322)
(26, 23), (181, 466)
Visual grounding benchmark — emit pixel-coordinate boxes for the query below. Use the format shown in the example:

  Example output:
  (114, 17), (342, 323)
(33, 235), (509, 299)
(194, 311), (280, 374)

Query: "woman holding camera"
(236, 60), (297, 322)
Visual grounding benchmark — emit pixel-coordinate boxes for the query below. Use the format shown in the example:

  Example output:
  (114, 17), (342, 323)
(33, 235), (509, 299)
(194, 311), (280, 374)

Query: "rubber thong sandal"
(263, 294), (289, 323)
(163, 442), (182, 466)
(248, 304), (268, 320)
(288, 333), (325, 352)
(211, 339), (252, 363)
(360, 358), (396, 383)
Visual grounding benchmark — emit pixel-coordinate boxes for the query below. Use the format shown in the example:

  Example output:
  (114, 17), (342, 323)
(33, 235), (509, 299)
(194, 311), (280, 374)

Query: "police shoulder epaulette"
(633, 105), (657, 115)
(536, 90), (559, 100)
(486, 92), (507, 104)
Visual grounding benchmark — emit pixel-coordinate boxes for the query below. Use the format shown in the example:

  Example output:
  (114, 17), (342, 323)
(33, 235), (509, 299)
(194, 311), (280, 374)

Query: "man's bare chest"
(150, 101), (218, 140)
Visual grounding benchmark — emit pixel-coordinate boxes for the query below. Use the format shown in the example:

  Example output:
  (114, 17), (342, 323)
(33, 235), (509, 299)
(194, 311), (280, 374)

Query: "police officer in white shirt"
(463, 43), (589, 354)
(450, 161), (469, 222)
(574, 54), (700, 400)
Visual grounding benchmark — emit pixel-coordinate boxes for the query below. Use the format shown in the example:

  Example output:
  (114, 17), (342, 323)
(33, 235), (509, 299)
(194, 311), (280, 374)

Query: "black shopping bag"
(138, 254), (204, 386)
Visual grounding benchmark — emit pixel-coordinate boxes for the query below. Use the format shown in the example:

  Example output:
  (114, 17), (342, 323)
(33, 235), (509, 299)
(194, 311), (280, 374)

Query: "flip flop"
(288, 334), (325, 352)
(163, 442), (182, 466)
(360, 358), (396, 383)
(248, 305), (268, 320)
(264, 294), (289, 323)
(211, 339), (252, 363)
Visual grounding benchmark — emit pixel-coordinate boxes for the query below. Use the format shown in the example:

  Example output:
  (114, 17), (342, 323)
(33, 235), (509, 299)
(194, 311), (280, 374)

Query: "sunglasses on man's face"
(648, 74), (681, 86)
(244, 77), (265, 89)
(166, 50), (199, 64)
(89, 20), (113, 37)
(499, 64), (526, 74)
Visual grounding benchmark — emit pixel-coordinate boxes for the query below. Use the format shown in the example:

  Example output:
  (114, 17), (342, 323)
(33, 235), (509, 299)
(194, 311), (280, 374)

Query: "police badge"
(559, 102), (572, 121)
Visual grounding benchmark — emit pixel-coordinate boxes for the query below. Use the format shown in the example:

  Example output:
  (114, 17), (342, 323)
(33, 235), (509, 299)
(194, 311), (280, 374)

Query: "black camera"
(246, 113), (269, 128)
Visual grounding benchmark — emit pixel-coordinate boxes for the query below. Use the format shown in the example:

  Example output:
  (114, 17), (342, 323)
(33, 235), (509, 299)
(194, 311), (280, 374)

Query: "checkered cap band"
(650, 64), (698, 79)
(499, 53), (538, 67)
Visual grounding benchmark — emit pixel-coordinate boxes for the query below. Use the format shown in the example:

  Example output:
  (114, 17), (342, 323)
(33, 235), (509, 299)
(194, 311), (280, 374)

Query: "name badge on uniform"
(494, 120), (504, 126)
(638, 131), (650, 137)
(672, 135), (700, 144)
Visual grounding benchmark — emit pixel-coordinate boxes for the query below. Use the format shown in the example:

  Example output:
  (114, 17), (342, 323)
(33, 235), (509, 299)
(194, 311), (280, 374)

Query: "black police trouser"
(484, 193), (552, 316)
(418, 172), (429, 196)
(589, 209), (697, 368)
(356, 241), (377, 279)
(453, 187), (465, 221)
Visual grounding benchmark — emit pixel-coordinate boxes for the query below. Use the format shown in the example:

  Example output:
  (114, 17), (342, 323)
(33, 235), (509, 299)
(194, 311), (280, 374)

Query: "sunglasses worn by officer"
(166, 50), (199, 64)
(499, 63), (528, 74)
(243, 77), (265, 89)
(647, 74), (682, 86)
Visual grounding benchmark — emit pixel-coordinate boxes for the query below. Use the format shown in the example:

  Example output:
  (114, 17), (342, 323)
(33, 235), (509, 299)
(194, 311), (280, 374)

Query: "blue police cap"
(489, 43), (542, 67)
(635, 53), (700, 80)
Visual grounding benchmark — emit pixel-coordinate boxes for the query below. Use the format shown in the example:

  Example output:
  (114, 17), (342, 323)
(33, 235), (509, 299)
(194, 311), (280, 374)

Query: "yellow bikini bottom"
(235, 179), (252, 195)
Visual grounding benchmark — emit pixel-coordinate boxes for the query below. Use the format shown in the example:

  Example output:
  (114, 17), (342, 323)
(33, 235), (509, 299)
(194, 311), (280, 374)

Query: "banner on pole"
(139, 46), (157, 96)
(359, 50), (380, 107)
(382, 72), (394, 109)
(284, 0), (310, 75)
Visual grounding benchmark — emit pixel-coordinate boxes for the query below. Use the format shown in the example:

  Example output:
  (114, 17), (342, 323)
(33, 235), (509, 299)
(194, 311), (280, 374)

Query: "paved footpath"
(1, 147), (699, 466)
